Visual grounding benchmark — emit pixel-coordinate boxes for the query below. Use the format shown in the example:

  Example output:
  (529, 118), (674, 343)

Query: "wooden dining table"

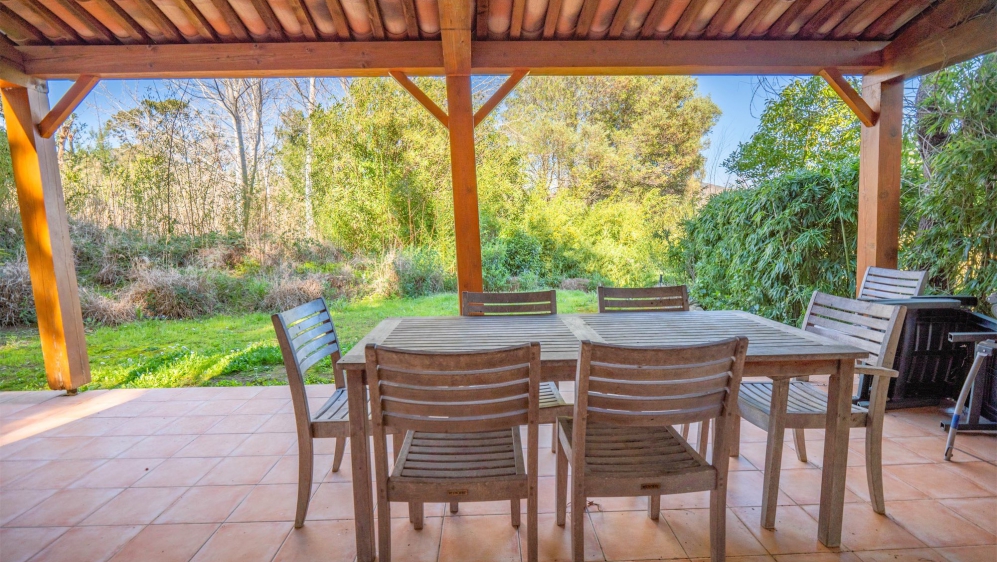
(337, 311), (869, 561)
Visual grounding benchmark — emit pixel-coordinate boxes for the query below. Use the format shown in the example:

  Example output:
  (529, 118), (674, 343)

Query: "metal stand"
(943, 332), (997, 460)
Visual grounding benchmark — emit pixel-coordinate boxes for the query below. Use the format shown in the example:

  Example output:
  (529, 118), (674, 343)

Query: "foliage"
(723, 77), (860, 185)
(0, 291), (599, 391)
(681, 162), (860, 324)
(903, 55), (997, 315)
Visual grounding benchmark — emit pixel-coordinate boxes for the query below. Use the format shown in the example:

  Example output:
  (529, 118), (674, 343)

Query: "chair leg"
(698, 419), (710, 457)
(793, 428), (807, 462)
(730, 407), (741, 458)
(647, 494), (660, 520)
(332, 435), (347, 472)
(761, 379), (790, 530)
(867, 374), (890, 515)
(556, 436), (568, 527)
(511, 498), (521, 527)
(377, 487), (392, 562)
(571, 481), (586, 562)
(449, 501), (459, 514)
(527, 480), (538, 562)
(681, 423), (690, 439)
(410, 502), (424, 530)
(294, 436), (313, 529)
(551, 423), (558, 454)
(709, 486), (727, 562)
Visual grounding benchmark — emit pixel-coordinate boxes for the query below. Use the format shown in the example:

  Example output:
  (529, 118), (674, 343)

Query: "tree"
(723, 77), (860, 185)
(504, 76), (720, 202)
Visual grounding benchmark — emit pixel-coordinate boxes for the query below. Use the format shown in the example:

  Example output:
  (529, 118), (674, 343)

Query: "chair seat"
(310, 388), (350, 438)
(739, 381), (869, 429)
(557, 418), (714, 482)
(539, 381), (571, 424)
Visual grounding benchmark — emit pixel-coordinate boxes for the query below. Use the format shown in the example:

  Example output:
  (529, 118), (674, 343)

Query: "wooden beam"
(440, 0), (483, 295)
(818, 68), (877, 127)
(856, 76), (903, 294)
(865, 0), (997, 85)
(389, 70), (448, 126)
(1, 84), (91, 392)
(473, 68), (528, 127)
(37, 74), (98, 138)
(15, 40), (888, 79)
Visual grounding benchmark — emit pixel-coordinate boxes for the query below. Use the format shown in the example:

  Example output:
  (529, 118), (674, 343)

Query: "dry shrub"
(79, 287), (136, 326)
(123, 268), (216, 319)
(260, 276), (324, 312)
(560, 278), (591, 291)
(368, 251), (400, 298)
(0, 260), (34, 327)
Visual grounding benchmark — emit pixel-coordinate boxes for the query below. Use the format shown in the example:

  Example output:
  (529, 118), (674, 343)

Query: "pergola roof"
(0, 0), (939, 45)
(1, 0), (993, 80)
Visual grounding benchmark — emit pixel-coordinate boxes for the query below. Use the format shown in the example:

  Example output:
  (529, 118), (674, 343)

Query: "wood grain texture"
(2, 85), (90, 391)
(856, 76), (904, 290)
(473, 69), (528, 127)
(37, 74), (99, 138)
(818, 67), (877, 127)
(598, 285), (689, 313)
(390, 70), (448, 126)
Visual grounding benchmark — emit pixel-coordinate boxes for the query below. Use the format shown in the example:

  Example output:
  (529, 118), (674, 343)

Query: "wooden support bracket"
(37, 74), (99, 138)
(473, 69), (529, 128)
(819, 68), (878, 127)
(389, 70), (449, 127)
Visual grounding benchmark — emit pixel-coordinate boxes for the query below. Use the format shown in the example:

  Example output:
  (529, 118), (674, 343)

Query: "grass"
(0, 291), (598, 391)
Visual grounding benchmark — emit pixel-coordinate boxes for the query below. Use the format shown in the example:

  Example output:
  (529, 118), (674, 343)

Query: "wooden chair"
(597, 285), (689, 313)
(461, 290), (571, 454)
(733, 292), (906, 529)
(365, 342), (541, 562)
(858, 266), (928, 300)
(556, 337), (748, 562)
(271, 298), (350, 529)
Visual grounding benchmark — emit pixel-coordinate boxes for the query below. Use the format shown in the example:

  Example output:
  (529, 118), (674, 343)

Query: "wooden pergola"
(1, 0), (994, 398)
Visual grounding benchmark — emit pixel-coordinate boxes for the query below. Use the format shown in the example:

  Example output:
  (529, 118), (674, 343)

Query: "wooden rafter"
(389, 70), (448, 126)
(133, 0), (185, 42)
(639, 0), (672, 39)
(248, 0), (288, 41)
(473, 69), (528, 127)
(37, 74), (99, 138)
(49, 0), (118, 44)
(543, 0), (563, 39)
(575, 0), (601, 38)
(0, 5), (50, 45)
(323, 0), (352, 39)
(89, 0), (152, 43)
(209, 0), (251, 41)
(21, 0), (84, 44)
(400, 0), (421, 39)
(865, 0), (997, 84)
(177, 0), (221, 42)
(818, 68), (877, 127)
(509, 0), (526, 39)
(286, 0), (319, 40)
(366, 0), (386, 39)
(608, 0), (638, 38)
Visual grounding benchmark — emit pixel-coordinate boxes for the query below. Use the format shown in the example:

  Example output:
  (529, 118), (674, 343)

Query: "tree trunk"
(304, 77), (316, 237)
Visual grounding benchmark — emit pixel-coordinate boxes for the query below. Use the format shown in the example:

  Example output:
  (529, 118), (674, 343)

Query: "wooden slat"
(247, 0), (288, 40)
(37, 74), (99, 138)
(766, 0), (819, 37)
(543, 0), (563, 38)
(0, 5), (51, 46)
(286, 0), (319, 40)
(639, 0), (672, 38)
(734, 0), (779, 38)
(175, 0), (221, 41)
(323, 0), (352, 39)
(209, 0), (251, 40)
(829, 0), (900, 39)
(399, 0), (420, 38)
(607, 0), (638, 38)
(476, 0), (489, 39)
(49, 0), (119, 44)
(365, 0), (386, 39)
(133, 0), (186, 42)
(672, 0), (710, 38)
(860, 0), (933, 39)
(509, 0), (526, 38)
(20, 0), (85, 43)
(797, 0), (863, 39)
(818, 67), (877, 127)
(473, 69), (528, 127)
(574, 0), (601, 38)
(88, 0), (153, 43)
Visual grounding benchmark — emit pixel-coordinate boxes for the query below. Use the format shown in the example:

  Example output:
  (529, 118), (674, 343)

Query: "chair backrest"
(461, 290), (557, 316)
(802, 291), (907, 368)
(858, 267), (928, 300)
(272, 298), (342, 429)
(365, 342), (541, 435)
(574, 338), (747, 429)
(598, 285), (689, 313)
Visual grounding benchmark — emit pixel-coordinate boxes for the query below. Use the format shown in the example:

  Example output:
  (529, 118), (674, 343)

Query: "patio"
(1, 383), (994, 562)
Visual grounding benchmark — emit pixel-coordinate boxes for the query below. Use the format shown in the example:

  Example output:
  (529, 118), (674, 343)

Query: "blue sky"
(49, 75), (782, 187)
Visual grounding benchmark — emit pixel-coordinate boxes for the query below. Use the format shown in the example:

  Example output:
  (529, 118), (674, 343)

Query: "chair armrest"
(854, 365), (899, 379)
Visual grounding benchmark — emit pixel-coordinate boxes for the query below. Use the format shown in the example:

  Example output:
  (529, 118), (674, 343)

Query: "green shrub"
(393, 246), (454, 297)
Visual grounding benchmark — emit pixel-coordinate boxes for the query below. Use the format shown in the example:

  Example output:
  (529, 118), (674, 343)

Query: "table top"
(337, 310), (869, 370)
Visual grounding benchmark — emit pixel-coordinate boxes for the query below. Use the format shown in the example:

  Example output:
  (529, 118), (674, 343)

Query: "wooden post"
(1, 83), (90, 392)
(856, 76), (903, 294)
(440, 0), (483, 294)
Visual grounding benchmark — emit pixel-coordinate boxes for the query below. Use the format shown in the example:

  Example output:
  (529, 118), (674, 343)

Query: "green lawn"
(0, 291), (598, 391)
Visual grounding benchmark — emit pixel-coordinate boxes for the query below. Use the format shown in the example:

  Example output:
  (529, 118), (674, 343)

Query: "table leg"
(761, 379), (789, 529)
(346, 369), (376, 562)
(817, 360), (854, 547)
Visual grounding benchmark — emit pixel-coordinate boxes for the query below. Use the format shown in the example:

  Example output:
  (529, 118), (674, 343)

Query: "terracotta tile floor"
(1, 387), (994, 562)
